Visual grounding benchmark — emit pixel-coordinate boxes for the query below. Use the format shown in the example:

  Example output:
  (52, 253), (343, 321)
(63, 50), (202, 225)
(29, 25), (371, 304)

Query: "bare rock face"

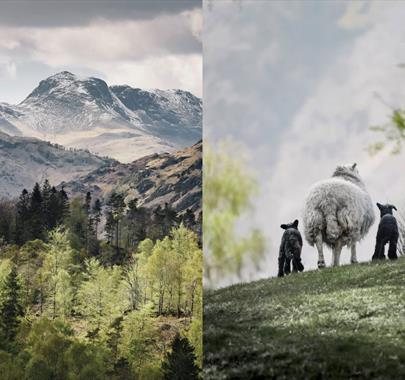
(60, 141), (202, 216)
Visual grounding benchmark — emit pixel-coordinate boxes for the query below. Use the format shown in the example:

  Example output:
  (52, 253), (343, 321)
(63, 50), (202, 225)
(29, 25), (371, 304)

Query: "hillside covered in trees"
(0, 177), (202, 379)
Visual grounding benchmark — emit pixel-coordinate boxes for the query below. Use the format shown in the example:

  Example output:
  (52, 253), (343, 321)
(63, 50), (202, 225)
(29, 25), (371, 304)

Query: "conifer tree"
(84, 191), (93, 255)
(125, 198), (147, 248)
(29, 182), (45, 240)
(59, 187), (70, 221)
(15, 189), (31, 244)
(0, 266), (23, 343)
(182, 209), (196, 231)
(105, 192), (126, 256)
(92, 199), (102, 238)
(162, 334), (199, 380)
(48, 186), (61, 229)
(42, 179), (52, 229)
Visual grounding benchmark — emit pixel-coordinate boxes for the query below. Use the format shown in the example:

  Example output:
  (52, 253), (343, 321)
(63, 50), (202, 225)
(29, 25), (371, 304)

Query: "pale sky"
(0, 0), (202, 104)
(204, 0), (405, 285)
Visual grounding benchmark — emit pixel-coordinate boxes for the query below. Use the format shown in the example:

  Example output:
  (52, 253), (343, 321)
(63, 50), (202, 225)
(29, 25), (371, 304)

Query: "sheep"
(303, 163), (375, 268)
(372, 203), (399, 261)
(278, 219), (304, 277)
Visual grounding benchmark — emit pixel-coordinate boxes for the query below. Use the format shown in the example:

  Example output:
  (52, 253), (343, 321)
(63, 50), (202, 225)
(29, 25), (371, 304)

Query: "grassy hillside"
(204, 258), (405, 379)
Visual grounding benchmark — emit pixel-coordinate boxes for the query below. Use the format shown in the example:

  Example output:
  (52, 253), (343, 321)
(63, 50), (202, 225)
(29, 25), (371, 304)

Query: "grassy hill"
(204, 258), (405, 379)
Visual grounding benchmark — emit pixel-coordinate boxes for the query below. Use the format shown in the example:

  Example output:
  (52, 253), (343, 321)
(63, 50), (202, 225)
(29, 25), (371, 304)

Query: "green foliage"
(23, 318), (108, 380)
(67, 197), (88, 255)
(42, 228), (75, 319)
(187, 318), (202, 368)
(13, 182), (70, 246)
(0, 265), (23, 345)
(162, 334), (200, 380)
(118, 303), (161, 377)
(0, 350), (24, 380)
(76, 258), (126, 339)
(0, 177), (202, 379)
(143, 226), (203, 317)
(18, 240), (46, 308)
(204, 258), (405, 379)
(204, 142), (265, 287)
(368, 108), (405, 155)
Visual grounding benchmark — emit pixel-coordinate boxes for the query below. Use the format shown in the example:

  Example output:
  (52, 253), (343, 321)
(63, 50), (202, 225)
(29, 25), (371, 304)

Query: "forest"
(0, 180), (202, 380)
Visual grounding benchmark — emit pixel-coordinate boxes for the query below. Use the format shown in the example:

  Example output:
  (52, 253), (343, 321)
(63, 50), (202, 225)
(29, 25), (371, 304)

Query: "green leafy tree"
(146, 238), (172, 315)
(118, 303), (161, 379)
(171, 225), (200, 317)
(0, 350), (24, 380)
(18, 239), (46, 309)
(122, 254), (143, 311)
(187, 318), (202, 369)
(76, 258), (126, 339)
(204, 143), (265, 287)
(24, 318), (108, 380)
(161, 334), (199, 380)
(42, 228), (75, 319)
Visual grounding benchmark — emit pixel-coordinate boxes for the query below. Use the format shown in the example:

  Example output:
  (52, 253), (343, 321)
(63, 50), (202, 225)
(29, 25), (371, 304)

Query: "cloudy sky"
(204, 0), (405, 284)
(0, 0), (202, 104)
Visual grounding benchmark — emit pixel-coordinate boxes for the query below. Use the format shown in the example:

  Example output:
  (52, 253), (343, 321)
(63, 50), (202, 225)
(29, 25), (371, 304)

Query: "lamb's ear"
(351, 163), (357, 170)
(280, 224), (287, 230)
(391, 205), (397, 211)
(376, 202), (382, 210)
(293, 219), (299, 228)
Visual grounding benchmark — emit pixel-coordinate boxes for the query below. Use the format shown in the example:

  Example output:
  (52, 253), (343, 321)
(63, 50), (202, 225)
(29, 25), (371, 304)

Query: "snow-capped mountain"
(0, 71), (202, 162)
(0, 131), (115, 199)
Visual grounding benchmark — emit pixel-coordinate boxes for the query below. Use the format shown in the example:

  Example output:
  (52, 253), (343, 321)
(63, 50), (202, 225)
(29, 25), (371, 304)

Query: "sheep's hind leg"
(315, 233), (325, 269)
(350, 243), (358, 264)
(332, 240), (343, 267)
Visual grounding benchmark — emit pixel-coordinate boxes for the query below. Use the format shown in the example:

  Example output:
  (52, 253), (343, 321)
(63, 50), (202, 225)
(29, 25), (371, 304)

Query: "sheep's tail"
(304, 208), (324, 246)
(325, 214), (341, 243)
(304, 209), (341, 246)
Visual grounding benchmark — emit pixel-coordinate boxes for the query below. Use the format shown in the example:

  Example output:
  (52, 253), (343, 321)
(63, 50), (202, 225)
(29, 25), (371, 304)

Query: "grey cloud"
(0, 0), (201, 27)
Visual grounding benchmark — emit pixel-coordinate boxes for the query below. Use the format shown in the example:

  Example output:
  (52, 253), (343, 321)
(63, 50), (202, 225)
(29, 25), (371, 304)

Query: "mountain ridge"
(0, 71), (202, 162)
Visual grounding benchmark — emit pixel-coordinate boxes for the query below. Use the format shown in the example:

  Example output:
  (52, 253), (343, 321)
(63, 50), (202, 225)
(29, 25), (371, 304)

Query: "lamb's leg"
(388, 236), (398, 260)
(350, 243), (358, 264)
(278, 256), (285, 277)
(292, 260), (298, 273)
(372, 237), (384, 261)
(332, 240), (343, 267)
(315, 233), (325, 268)
(284, 258), (291, 275)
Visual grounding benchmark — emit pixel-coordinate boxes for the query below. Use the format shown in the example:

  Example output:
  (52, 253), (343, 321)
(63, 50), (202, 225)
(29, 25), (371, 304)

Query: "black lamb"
(278, 219), (304, 277)
(372, 203), (399, 261)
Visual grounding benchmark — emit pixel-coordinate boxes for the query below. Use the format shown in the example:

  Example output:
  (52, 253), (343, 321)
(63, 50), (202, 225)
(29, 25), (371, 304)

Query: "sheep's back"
(303, 178), (374, 246)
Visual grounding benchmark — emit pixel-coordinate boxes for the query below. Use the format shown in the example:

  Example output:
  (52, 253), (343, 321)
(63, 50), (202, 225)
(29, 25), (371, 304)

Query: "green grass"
(204, 258), (405, 379)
